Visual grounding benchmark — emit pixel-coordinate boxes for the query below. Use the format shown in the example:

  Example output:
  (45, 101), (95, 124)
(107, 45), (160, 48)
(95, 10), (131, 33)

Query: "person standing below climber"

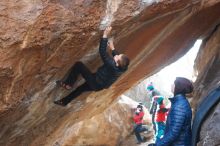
(149, 77), (194, 146)
(147, 83), (168, 143)
(133, 103), (147, 144)
(153, 95), (169, 143)
(54, 26), (130, 106)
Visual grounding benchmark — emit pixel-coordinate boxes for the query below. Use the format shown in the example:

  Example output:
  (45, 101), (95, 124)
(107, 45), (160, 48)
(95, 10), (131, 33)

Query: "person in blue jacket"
(54, 26), (130, 106)
(149, 77), (193, 146)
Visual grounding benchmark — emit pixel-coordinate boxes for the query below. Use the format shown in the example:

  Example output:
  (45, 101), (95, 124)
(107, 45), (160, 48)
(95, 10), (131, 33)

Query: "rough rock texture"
(192, 25), (220, 146)
(0, 0), (220, 146)
(197, 102), (220, 146)
(46, 95), (151, 146)
(193, 25), (220, 107)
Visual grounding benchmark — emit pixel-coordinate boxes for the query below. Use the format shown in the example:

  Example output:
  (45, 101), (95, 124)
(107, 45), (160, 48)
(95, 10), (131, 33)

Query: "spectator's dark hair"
(174, 77), (193, 96)
(119, 54), (130, 68)
(137, 104), (143, 111)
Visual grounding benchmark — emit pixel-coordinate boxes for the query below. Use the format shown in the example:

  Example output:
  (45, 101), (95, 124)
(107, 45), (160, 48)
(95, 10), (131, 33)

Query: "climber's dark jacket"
(95, 38), (127, 88)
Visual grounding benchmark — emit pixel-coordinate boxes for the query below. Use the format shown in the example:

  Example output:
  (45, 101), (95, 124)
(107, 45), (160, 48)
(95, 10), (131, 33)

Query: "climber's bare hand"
(103, 26), (112, 38)
(108, 39), (115, 50)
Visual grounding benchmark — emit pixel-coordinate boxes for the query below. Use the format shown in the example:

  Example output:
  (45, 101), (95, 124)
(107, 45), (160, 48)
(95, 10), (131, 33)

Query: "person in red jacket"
(154, 96), (169, 142)
(147, 83), (169, 143)
(133, 104), (147, 144)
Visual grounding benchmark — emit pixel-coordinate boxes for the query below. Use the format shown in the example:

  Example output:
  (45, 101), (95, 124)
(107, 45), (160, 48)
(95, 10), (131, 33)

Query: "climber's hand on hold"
(103, 26), (112, 38)
(107, 39), (115, 50)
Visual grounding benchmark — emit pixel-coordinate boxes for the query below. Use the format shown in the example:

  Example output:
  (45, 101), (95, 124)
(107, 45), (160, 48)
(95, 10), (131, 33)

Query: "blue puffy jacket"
(156, 94), (192, 146)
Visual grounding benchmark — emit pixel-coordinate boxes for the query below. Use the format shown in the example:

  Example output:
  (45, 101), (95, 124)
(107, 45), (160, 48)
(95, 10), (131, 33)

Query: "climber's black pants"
(60, 62), (102, 105)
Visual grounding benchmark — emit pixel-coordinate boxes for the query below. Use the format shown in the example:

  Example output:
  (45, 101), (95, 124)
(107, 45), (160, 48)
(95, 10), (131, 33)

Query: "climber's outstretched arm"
(99, 27), (115, 67)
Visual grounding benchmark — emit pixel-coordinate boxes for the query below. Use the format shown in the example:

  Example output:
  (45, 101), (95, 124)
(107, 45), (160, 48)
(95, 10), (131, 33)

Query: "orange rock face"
(0, 0), (220, 145)
(192, 25), (220, 146)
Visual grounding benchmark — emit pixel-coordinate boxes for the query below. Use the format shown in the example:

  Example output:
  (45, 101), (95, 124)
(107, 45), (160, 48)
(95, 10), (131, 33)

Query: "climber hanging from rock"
(54, 26), (130, 106)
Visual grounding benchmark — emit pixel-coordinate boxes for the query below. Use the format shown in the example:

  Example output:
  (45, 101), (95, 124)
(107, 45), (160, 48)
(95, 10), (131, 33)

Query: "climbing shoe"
(54, 100), (66, 106)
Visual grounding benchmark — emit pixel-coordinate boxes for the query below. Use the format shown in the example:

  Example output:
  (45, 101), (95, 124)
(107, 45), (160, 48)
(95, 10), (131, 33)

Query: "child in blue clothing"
(147, 83), (168, 143)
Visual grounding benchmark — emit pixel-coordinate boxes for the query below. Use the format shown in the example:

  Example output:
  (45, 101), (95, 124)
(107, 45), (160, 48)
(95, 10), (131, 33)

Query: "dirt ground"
(120, 129), (154, 146)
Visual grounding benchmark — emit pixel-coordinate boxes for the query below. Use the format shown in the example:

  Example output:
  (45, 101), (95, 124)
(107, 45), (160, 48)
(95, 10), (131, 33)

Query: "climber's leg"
(64, 61), (94, 87)
(54, 82), (92, 106)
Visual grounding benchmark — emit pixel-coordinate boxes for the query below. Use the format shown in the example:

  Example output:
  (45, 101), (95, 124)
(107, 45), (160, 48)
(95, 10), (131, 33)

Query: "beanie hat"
(174, 77), (193, 96)
(147, 83), (154, 91)
(156, 96), (164, 105)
